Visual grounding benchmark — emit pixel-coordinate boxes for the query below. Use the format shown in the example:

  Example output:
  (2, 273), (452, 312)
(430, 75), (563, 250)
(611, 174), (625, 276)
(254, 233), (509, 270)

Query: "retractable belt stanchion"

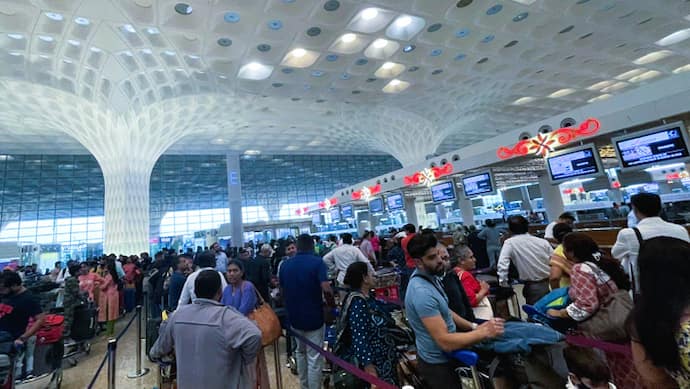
(107, 338), (117, 389)
(128, 305), (150, 378)
(273, 339), (283, 389)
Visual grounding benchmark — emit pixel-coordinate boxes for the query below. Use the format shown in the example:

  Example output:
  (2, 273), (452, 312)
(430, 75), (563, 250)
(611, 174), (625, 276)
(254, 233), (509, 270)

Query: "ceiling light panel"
(600, 81), (628, 93)
(614, 68), (646, 80)
(347, 7), (396, 34)
(280, 48), (320, 68)
(512, 96), (535, 105)
(587, 80), (615, 91)
(363, 38), (399, 60)
(385, 14), (426, 41)
(655, 29), (690, 46)
(511, 0), (537, 4)
(673, 64), (690, 74)
(374, 62), (406, 78)
(547, 88), (576, 98)
(328, 33), (371, 54)
(588, 94), (612, 103)
(633, 50), (673, 65)
(237, 62), (274, 80)
(382, 79), (410, 93)
(628, 70), (662, 83)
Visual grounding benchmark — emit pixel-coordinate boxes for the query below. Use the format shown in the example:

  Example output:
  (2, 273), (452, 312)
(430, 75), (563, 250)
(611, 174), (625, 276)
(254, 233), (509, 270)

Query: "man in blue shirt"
(405, 233), (505, 388)
(167, 254), (191, 311)
(279, 234), (335, 389)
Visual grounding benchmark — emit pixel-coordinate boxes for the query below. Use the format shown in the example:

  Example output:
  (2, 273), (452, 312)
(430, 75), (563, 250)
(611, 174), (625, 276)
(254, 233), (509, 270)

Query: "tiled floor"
(61, 313), (301, 389)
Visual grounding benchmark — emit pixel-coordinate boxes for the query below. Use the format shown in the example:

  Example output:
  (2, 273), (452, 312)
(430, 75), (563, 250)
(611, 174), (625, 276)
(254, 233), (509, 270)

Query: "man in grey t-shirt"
(405, 234), (504, 388)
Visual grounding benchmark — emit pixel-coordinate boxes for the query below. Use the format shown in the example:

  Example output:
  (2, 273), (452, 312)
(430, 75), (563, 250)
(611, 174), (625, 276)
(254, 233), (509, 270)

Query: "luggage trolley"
(448, 349), (489, 389)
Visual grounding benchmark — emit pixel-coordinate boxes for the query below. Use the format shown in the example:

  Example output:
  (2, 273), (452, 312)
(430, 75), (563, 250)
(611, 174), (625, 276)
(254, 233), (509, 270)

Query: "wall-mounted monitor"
(612, 122), (690, 170)
(546, 143), (603, 184)
(329, 207), (340, 222)
(386, 193), (404, 211)
(462, 172), (495, 198)
(341, 204), (353, 219)
(431, 181), (457, 203)
(369, 197), (384, 213)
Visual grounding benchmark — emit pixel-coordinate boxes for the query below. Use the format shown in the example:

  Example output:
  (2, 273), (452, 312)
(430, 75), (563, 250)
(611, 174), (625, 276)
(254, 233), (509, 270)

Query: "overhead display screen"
(329, 207), (340, 222)
(547, 144), (602, 183)
(386, 193), (404, 211)
(614, 123), (690, 169)
(369, 197), (384, 213)
(341, 204), (353, 219)
(431, 181), (457, 203)
(462, 172), (494, 198)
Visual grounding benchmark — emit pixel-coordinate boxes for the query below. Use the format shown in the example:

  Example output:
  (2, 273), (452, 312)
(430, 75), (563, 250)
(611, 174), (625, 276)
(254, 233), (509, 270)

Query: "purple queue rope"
(288, 328), (398, 389)
(565, 335), (632, 357)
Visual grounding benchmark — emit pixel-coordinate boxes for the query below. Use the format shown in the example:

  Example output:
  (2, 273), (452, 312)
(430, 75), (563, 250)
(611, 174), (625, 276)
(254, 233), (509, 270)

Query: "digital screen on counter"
(386, 193), (404, 211)
(341, 204), (353, 219)
(431, 181), (457, 203)
(614, 124), (690, 169)
(329, 207), (340, 222)
(369, 197), (384, 213)
(462, 173), (494, 198)
(547, 145), (602, 183)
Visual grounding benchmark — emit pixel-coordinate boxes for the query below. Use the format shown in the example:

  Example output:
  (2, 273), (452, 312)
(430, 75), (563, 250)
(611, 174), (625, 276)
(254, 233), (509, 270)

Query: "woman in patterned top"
(338, 261), (399, 386)
(632, 237), (690, 388)
(546, 232), (639, 388)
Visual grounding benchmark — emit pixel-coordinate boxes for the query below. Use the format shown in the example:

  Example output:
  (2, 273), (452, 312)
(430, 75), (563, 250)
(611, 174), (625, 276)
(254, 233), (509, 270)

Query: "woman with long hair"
(546, 232), (638, 387)
(98, 258), (120, 336)
(631, 237), (690, 388)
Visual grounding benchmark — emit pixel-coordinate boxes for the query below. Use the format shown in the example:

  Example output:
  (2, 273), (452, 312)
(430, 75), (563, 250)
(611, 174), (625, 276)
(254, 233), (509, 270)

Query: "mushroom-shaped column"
(336, 106), (444, 167)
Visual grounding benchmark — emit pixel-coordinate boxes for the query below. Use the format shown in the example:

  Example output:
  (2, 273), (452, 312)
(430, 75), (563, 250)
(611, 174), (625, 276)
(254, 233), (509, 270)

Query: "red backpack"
(31, 314), (64, 345)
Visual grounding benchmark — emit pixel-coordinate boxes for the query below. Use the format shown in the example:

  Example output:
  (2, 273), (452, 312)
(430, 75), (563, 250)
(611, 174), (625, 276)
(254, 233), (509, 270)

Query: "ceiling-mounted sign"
(404, 163), (454, 186)
(497, 118), (601, 160)
(352, 184), (381, 201)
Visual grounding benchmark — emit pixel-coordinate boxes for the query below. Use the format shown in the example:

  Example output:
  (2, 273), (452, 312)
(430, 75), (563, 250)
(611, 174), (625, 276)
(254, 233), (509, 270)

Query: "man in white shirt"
(211, 242), (228, 274)
(544, 212), (575, 245)
(178, 251), (227, 306)
(323, 233), (374, 287)
(612, 193), (689, 292)
(498, 215), (553, 305)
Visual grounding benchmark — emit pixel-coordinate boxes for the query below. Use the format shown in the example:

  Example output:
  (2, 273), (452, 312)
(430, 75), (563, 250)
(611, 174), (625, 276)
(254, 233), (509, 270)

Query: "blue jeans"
(292, 326), (324, 389)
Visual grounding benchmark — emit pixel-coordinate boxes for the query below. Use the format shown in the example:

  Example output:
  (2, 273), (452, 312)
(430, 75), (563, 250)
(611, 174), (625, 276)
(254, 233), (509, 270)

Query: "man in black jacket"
(240, 246), (272, 303)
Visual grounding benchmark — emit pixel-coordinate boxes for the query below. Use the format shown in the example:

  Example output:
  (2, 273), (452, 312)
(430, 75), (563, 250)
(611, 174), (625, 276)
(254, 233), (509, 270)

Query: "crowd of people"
(2, 192), (690, 388)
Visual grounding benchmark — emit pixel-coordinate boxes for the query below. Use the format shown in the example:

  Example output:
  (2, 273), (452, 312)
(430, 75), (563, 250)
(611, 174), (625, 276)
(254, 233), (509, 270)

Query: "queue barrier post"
(128, 305), (150, 378)
(273, 339), (283, 389)
(107, 338), (117, 389)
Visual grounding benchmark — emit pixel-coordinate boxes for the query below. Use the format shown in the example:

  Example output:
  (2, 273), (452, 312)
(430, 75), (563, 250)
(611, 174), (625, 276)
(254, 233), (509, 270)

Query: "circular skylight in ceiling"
(355, 58), (368, 65)
(217, 38), (232, 47)
(504, 40), (519, 48)
(477, 57), (489, 64)
(307, 27), (321, 36)
(403, 45), (415, 53)
(427, 23), (442, 32)
(224, 12), (240, 23)
(324, 1), (340, 11)
(272, 83), (283, 87)
(482, 35), (495, 43)
(454, 54), (466, 61)
(408, 66), (419, 72)
(46, 12), (63, 21)
(578, 32), (593, 40)
(282, 68), (294, 74)
(174, 3), (193, 15)
(486, 5), (503, 15)
(311, 70), (324, 77)
(456, 0), (473, 7)
(257, 44), (271, 52)
(432, 69), (443, 75)
(430, 49), (443, 56)
(366, 77), (377, 82)
(559, 25), (575, 34)
(268, 20), (282, 30)
(513, 12), (528, 22)
(326, 54), (338, 62)
(340, 73), (351, 80)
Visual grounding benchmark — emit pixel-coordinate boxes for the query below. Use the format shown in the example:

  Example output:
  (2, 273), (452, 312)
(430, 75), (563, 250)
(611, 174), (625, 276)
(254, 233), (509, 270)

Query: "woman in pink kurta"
(78, 264), (103, 301)
(99, 260), (121, 336)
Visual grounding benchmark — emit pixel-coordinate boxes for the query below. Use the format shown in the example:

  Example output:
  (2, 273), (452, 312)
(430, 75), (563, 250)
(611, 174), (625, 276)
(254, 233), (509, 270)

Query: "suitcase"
(71, 304), (97, 341)
(146, 317), (162, 358)
(32, 341), (64, 376)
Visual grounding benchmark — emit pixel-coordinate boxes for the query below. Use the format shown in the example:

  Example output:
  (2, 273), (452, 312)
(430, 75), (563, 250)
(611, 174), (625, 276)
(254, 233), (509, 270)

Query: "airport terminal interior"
(2, 0), (690, 388)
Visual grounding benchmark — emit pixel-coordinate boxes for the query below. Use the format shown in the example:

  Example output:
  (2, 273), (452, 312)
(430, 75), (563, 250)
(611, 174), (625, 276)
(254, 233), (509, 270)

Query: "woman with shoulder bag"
(546, 232), (640, 388)
(334, 262), (401, 388)
(221, 259), (270, 389)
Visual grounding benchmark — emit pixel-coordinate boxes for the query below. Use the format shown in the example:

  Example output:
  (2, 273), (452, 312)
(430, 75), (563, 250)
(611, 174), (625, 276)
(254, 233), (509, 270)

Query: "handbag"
(247, 286), (282, 346)
(577, 263), (633, 341)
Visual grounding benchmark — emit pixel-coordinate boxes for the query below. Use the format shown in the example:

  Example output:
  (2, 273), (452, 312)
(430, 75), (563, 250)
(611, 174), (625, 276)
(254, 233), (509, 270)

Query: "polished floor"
(61, 312), (301, 389)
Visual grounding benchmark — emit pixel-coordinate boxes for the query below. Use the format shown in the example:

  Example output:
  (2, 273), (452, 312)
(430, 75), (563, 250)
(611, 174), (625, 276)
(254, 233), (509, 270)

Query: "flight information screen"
(615, 126), (690, 168)
(462, 173), (493, 198)
(547, 147), (600, 182)
(431, 181), (457, 203)
(386, 193), (404, 211)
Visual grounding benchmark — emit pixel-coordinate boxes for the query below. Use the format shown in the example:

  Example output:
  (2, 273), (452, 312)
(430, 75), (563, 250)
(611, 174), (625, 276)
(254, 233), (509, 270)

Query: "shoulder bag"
(577, 262), (633, 342)
(246, 283), (282, 346)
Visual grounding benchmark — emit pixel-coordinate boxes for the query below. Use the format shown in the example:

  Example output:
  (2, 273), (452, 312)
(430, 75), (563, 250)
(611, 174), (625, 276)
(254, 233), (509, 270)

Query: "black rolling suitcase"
(71, 303), (97, 341)
(146, 317), (162, 359)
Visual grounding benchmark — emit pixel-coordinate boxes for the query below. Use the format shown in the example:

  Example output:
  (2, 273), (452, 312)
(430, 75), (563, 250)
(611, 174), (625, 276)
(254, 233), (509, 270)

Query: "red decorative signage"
(318, 198), (338, 209)
(497, 118), (601, 160)
(351, 184), (381, 201)
(404, 163), (454, 186)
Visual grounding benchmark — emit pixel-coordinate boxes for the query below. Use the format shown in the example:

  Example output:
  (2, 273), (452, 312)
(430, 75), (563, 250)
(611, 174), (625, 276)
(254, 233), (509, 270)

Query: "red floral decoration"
(351, 184), (382, 200)
(497, 118), (601, 160)
(404, 163), (454, 186)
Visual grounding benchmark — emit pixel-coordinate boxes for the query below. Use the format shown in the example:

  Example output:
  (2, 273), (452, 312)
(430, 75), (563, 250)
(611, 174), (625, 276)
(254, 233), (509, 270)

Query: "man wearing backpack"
(612, 193), (690, 292)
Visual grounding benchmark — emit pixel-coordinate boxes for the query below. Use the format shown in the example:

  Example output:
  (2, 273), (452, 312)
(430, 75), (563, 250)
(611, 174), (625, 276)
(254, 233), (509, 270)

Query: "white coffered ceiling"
(1, 0), (690, 163)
